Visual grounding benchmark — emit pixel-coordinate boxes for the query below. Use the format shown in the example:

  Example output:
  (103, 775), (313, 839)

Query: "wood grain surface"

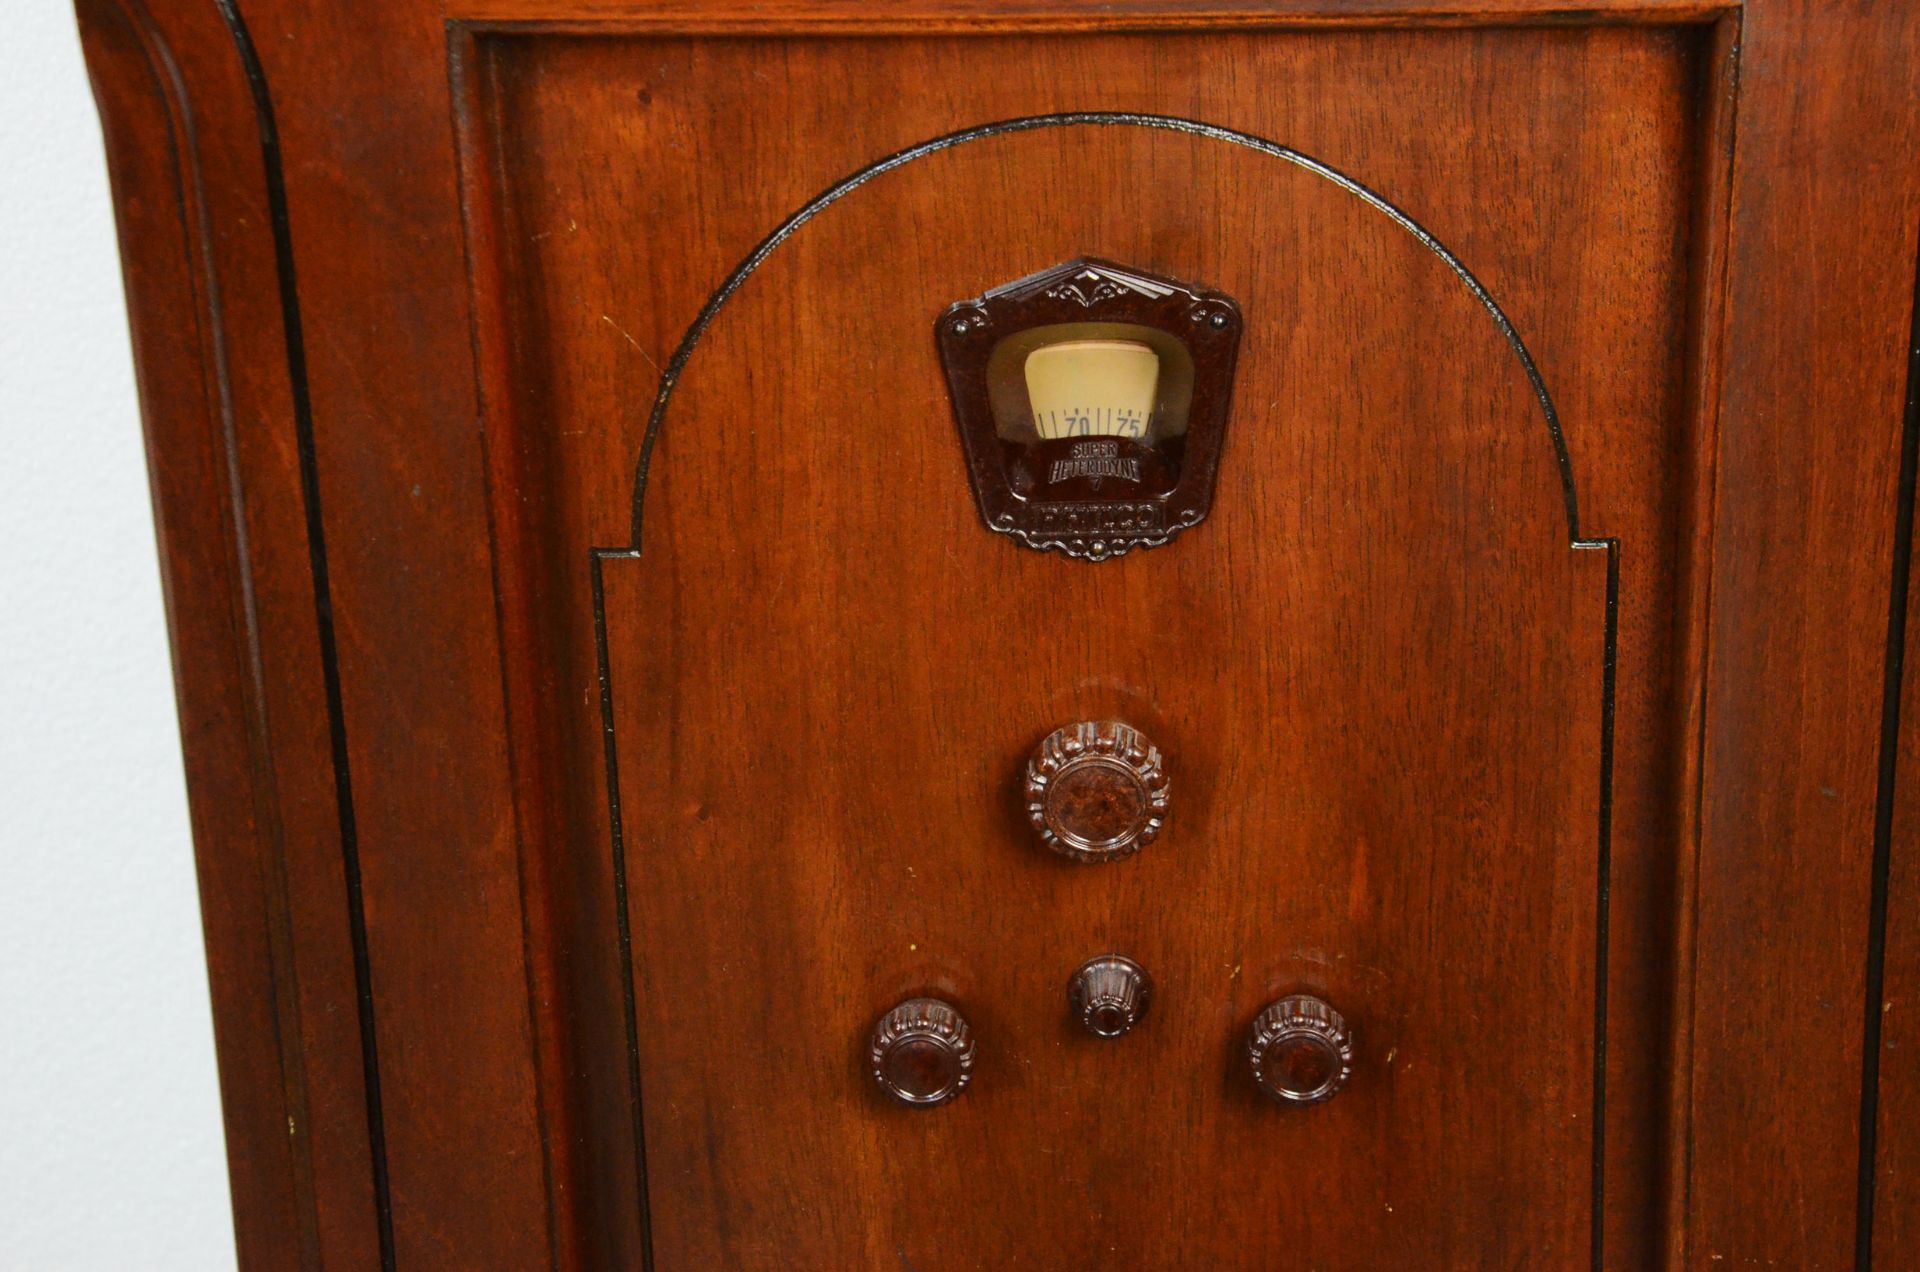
(74, 1), (383, 1265)
(72, 0), (1920, 1267)
(482, 28), (1702, 1268)
(1684, 4), (1920, 1268)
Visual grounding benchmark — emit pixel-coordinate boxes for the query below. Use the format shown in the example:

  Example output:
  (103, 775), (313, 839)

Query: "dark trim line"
(211, 2), (396, 1265)
(1856, 219), (1920, 1272)
(589, 548), (655, 1272)
(1577, 535), (1621, 1272)
(623, 111), (1584, 549)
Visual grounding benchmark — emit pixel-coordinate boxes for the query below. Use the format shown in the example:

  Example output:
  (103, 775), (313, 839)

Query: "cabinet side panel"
(1690, 2), (1920, 1267)
(236, 3), (561, 1266)
(75, 0), (385, 1266)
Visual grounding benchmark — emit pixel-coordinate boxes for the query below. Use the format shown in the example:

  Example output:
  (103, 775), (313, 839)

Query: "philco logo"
(1024, 502), (1165, 535)
(1048, 439), (1141, 487)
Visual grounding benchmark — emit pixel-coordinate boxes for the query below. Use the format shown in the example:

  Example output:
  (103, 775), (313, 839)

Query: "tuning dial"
(869, 998), (975, 1107)
(1068, 955), (1151, 1038)
(1247, 995), (1353, 1105)
(1025, 721), (1169, 863)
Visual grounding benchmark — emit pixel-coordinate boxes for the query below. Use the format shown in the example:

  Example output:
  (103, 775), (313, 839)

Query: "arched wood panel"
(597, 121), (1612, 1269)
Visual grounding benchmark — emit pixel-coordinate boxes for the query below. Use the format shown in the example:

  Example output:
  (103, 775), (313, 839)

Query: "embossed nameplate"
(936, 258), (1242, 561)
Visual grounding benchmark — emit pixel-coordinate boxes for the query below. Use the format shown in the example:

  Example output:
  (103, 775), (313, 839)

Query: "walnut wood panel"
(1685, 4), (1920, 1269)
(75, 1), (383, 1266)
(599, 281), (1607, 1272)
(74, 0), (1920, 1268)
(474, 29), (1706, 1266)
(208, 3), (561, 1267)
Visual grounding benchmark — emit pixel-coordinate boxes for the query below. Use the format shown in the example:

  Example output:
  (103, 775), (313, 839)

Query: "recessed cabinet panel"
(476, 27), (1708, 1271)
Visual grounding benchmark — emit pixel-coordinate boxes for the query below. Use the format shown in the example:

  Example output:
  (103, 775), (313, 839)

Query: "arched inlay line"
(623, 110), (1583, 549)
(596, 110), (1616, 1272)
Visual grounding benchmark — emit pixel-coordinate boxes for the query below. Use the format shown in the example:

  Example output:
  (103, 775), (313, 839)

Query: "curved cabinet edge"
(73, 1), (383, 1266)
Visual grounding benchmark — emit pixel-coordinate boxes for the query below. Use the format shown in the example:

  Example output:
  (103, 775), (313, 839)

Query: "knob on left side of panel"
(869, 998), (975, 1107)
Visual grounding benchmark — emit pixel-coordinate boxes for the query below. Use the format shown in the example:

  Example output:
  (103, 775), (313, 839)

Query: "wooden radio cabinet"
(78, 0), (1920, 1267)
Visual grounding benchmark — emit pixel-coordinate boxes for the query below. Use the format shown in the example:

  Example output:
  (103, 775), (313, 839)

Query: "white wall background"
(0, 6), (237, 1269)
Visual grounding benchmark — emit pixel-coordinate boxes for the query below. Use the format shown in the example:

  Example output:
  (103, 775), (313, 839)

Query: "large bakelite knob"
(1068, 955), (1152, 1038)
(1248, 995), (1353, 1105)
(869, 998), (975, 1107)
(1025, 721), (1169, 863)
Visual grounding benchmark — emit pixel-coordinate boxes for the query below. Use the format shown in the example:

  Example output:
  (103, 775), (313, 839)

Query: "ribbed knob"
(1025, 721), (1169, 863)
(1247, 995), (1353, 1105)
(1068, 955), (1151, 1038)
(869, 998), (975, 1107)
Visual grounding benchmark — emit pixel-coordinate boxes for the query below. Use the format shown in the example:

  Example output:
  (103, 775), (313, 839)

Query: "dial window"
(984, 322), (1197, 446)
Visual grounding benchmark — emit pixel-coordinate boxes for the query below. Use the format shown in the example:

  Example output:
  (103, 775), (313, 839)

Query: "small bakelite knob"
(1025, 721), (1169, 863)
(869, 998), (975, 1107)
(1248, 995), (1353, 1105)
(1068, 955), (1151, 1038)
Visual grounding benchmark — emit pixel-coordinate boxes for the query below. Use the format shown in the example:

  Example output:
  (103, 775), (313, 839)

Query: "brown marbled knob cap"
(1025, 721), (1169, 863)
(1248, 995), (1353, 1105)
(1068, 955), (1152, 1039)
(869, 998), (975, 1107)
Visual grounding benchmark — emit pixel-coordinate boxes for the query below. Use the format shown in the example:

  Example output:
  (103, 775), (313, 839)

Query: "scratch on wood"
(602, 313), (662, 375)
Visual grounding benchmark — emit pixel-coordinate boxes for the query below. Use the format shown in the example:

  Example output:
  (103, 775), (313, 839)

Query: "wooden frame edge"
(74, 1), (387, 1266)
